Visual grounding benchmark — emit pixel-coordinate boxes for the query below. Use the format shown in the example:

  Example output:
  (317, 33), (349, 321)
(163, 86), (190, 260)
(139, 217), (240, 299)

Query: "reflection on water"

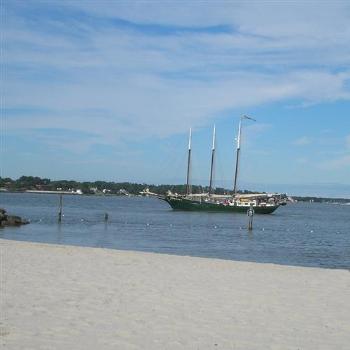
(0, 192), (349, 269)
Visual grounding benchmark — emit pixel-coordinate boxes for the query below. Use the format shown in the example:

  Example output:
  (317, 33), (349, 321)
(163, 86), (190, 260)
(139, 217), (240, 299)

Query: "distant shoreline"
(1, 176), (349, 202)
(1, 188), (350, 203)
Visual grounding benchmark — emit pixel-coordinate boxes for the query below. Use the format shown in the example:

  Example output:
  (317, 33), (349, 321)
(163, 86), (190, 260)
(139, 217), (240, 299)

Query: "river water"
(1, 192), (349, 269)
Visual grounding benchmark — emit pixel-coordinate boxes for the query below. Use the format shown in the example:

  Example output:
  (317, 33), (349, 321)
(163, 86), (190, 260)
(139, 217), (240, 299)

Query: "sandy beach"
(1, 239), (349, 349)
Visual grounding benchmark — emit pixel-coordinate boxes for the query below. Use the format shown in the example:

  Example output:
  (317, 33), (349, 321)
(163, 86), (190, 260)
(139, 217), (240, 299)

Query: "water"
(1, 192), (349, 269)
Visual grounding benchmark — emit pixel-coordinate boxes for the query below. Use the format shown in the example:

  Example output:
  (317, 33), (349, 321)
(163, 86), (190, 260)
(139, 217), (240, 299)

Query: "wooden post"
(58, 194), (63, 222)
(247, 204), (254, 230)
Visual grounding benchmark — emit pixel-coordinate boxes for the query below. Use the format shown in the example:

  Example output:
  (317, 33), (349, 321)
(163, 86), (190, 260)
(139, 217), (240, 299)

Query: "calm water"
(1, 192), (349, 269)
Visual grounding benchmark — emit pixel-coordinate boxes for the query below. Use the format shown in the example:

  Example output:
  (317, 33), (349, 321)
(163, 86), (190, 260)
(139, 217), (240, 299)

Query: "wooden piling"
(58, 194), (63, 222)
(247, 204), (254, 230)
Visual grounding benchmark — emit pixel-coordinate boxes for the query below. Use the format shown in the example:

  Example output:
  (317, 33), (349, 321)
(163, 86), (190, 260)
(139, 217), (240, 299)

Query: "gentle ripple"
(0, 192), (349, 269)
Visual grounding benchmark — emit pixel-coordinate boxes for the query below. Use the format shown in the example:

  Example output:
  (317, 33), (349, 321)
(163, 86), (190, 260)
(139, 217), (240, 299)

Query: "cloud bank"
(3, 0), (350, 147)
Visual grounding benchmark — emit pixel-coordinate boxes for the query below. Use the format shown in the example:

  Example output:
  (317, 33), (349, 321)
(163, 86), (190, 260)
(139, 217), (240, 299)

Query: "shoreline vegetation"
(1, 176), (349, 203)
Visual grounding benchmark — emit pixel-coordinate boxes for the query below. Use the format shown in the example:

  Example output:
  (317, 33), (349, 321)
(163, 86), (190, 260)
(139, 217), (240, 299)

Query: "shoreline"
(2, 189), (350, 202)
(1, 239), (350, 349)
(0, 237), (348, 271)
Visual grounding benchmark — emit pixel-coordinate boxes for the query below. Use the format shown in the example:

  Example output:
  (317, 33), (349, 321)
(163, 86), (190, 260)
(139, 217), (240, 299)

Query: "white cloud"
(3, 0), (350, 146)
(346, 134), (350, 149)
(6, 69), (348, 145)
(319, 155), (350, 170)
(317, 135), (350, 171)
(293, 137), (312, 146)
(60, 1), (350, 55)
(296, 158), (309, 164)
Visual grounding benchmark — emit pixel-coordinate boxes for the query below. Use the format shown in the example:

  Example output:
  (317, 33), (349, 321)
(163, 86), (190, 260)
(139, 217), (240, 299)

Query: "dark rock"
(5, 215), (23, 225)
(0, 209), (30, 227)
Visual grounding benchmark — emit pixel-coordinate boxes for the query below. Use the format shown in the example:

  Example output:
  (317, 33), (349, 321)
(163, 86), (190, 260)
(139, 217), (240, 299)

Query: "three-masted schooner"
(159, 116), (286, 214)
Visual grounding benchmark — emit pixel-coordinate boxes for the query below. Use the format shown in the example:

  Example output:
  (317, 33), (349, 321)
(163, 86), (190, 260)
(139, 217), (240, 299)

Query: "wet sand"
(1, 239), (349, 349)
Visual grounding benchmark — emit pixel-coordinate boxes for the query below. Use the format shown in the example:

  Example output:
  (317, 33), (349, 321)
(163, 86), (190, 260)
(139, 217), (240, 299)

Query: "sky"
(1, 0), (350, 197)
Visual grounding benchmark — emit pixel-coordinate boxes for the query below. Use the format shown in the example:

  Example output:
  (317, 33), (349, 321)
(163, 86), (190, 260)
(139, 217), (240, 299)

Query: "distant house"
(118, 189), (129, 196)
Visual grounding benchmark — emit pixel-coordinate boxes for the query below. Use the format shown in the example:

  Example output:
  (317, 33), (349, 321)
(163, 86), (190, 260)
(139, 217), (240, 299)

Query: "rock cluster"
(0, 208), (30, 227)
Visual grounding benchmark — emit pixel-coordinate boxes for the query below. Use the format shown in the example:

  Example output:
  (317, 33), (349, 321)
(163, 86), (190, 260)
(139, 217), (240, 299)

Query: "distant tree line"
(0, 176), (257, 196)
(2, 176), (348, 202)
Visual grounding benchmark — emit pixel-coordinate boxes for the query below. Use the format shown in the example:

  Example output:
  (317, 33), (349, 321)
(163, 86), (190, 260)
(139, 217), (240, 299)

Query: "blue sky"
(2, 0), (350, 197)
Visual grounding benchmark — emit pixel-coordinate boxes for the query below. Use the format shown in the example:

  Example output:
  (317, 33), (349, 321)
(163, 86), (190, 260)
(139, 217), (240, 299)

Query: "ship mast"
(209, 125), (216, 195)
(233, 115), (255, 195)
(186, 128), (192, 196)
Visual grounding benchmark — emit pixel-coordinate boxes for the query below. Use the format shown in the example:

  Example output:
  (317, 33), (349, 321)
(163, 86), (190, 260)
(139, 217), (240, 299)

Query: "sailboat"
(159, 116), (285, 214)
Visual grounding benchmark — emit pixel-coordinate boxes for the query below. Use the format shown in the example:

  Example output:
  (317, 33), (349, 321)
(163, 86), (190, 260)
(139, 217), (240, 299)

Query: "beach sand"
(1, 239), (349, 349)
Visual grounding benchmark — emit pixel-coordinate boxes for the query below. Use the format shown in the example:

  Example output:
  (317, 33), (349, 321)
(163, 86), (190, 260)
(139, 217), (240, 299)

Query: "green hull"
(163, 197), (279, 214)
